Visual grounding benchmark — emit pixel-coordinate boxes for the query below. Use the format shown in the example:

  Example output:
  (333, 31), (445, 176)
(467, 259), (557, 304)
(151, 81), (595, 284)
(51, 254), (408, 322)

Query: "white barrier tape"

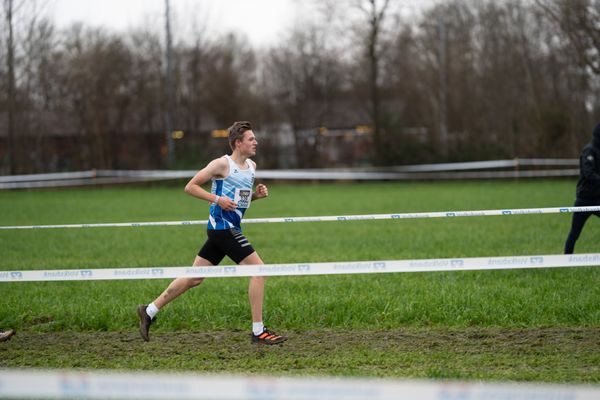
(95, 169), (196, 178)
(0, 169), (580, 189)
(0, 176), (166, 190)
(0, 159), (579, 183)
(0, 160), (582, 189)
(389, 158), (579, 172)
(0, 170), (96, 183)
(2, 206), (599, 230)
(0, 158), (579, 183)
(1, 253), (599, 283)
(96, 159), (578, 176)
(256, 169), (580, 180)
(0, 369), (598, 400)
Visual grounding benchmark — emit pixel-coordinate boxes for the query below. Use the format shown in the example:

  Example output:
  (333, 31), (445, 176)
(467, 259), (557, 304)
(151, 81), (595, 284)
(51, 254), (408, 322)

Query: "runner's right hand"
(217, 196), (237, 211)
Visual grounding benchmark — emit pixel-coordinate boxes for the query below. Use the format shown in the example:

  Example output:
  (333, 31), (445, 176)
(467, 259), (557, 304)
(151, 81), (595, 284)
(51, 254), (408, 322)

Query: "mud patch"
(1, 327), (598, 381)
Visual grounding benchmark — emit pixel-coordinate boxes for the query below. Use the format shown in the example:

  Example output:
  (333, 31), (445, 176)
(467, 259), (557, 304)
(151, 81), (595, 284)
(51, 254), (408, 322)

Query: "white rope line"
(0, 169), (582, 189)
(1, 206), (599, 230)
(1, 369), (598, 400)
(0, 159), (579, 183)
(1, 253), (598, 282)
(0, 159), (582, 189)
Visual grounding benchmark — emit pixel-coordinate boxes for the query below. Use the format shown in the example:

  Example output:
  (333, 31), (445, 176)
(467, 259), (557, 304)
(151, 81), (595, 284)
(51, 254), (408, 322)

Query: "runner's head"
(228, 121), (253, 151)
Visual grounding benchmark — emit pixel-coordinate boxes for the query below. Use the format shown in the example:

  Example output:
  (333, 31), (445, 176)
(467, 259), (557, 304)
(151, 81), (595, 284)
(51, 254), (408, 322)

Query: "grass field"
(1, 180), (599, 381)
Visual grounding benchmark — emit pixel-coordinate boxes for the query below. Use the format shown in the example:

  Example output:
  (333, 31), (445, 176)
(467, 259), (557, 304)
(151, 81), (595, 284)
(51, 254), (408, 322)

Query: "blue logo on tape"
(152, 268), (164, 276)
(446, 212), (456, 217)
(560, 208), (569, 213)
(373, 262), (386, 270)
(80, 270), (92, 277)
(224, 266), (237, 274)
(502, 210), (512, 215)
(298, 264), (311, 272)
(10, 271), (23, 279)
(60, 377), (90, 396)
(530, 257), (544, 265)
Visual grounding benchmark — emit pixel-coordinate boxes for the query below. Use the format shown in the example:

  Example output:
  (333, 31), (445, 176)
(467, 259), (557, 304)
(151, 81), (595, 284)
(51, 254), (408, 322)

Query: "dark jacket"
(576, 122), (600, 200)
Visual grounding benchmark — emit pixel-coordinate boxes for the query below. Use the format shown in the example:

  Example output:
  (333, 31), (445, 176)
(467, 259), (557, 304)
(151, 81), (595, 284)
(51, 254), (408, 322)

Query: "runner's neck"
(229, 153), (249, 170)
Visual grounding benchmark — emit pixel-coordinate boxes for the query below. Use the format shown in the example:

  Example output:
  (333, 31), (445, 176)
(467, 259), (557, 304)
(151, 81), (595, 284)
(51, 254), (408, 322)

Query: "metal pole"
(164, 0), (175, 166)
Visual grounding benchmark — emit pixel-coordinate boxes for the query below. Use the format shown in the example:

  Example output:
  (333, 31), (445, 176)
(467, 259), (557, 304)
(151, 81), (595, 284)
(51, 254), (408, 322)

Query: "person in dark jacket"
(564, 122), (600, 254)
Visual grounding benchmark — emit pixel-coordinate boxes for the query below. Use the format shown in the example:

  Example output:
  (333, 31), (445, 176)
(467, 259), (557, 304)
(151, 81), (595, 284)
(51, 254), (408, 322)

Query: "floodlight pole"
(164, 0), (175, 166)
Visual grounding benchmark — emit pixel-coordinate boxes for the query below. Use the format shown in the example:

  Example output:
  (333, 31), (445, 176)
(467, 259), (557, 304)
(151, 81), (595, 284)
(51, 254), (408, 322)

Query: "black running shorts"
(198, 228), (255, 265)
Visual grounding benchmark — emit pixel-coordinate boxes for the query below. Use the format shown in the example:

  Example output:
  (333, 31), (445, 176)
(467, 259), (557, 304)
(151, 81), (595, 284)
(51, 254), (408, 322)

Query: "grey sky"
(50, 0), (298, 46)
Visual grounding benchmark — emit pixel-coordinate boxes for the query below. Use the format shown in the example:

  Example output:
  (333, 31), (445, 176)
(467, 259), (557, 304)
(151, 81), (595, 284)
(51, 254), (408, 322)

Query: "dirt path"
(1, 327), (599, 381)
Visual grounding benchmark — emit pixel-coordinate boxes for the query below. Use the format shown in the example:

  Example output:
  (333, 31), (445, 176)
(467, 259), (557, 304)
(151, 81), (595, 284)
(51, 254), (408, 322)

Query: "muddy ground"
(1, 327), (599, 381)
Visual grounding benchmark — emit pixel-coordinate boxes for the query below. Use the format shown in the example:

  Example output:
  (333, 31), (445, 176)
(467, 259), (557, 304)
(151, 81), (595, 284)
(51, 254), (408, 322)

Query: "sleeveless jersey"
(208, 155), (255, 230)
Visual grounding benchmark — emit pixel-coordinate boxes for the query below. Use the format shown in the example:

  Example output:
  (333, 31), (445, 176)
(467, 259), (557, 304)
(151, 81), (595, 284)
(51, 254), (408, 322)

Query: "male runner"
(137, 121), (286, 345)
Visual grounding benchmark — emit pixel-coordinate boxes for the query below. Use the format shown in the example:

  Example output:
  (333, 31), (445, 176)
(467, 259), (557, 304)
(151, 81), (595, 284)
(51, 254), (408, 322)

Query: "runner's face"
(238, 130), (257, 156)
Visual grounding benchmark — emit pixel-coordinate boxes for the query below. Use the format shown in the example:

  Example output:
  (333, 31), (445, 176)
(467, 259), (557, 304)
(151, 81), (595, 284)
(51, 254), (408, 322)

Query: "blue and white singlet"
(208, 155), (255, 230)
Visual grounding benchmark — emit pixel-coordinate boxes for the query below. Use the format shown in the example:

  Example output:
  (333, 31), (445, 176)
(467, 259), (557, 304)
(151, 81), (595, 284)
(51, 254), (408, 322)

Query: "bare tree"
(345, 0), (393, 164)
(4, 0), (16, 173)
(535, 0), (600, 75)
(265, 20), (346, 167)
(2, 0), (599, 173)
(200, 34), (257, 126)
(534, 0), (600, 149)
(180, 37), (207, 133)
(2, 0), (55, 173)
(357, 0), (391, 163)
(58, 25), (135, 169)
(20, 17), (57, 171)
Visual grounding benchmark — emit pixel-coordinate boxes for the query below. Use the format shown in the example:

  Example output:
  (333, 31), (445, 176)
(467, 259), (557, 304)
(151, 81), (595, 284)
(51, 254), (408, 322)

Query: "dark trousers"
(564, 198), (600, 254)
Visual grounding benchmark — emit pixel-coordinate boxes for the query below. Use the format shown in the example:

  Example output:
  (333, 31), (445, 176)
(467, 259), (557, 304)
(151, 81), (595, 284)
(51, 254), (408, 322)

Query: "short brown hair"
(228, 121), (252, 151)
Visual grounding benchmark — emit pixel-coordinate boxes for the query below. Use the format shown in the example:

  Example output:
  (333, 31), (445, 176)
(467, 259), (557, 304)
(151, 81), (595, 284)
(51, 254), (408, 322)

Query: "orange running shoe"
(251, 327), (287, 345)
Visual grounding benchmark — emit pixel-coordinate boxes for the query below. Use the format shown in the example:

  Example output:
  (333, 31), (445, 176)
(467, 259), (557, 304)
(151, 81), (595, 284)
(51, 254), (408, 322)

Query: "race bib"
(235, 188), (252, 209)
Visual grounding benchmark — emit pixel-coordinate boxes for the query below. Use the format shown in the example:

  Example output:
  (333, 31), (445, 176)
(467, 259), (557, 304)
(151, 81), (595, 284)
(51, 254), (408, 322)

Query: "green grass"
(0, 180), (599, 380)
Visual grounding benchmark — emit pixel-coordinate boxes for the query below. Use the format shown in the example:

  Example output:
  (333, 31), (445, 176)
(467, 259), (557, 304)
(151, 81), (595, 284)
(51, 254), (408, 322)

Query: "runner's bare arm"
(184, 158), (227, 203)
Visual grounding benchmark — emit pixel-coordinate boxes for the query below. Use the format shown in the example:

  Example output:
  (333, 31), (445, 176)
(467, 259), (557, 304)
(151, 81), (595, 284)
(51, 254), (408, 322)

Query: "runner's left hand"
(254, 184), (268, 199)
